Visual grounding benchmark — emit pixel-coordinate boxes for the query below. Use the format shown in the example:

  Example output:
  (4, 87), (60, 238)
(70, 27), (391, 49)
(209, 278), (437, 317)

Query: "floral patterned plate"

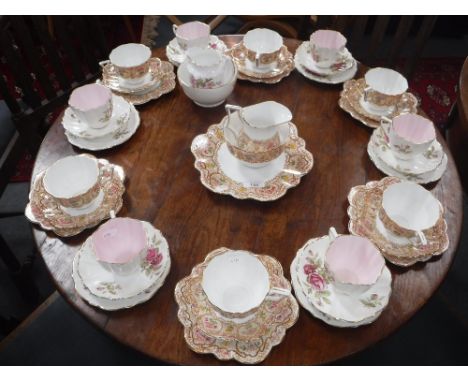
(175, 247), (299, 364)
(191, 118), (313, 201)
(64, 102), (140, 151)
(293, 232), (392, 325)
(294, 41), (358, 85)
(227, 43), (295, 84)
(347, 177), (450, 266)
(166, 35), (227, 67)
(25, 158), (125, 237)
(75, 221), (170, 300)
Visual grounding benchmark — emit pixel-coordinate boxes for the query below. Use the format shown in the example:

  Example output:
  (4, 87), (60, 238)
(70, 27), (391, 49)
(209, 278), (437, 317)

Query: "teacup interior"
(202, 250), (270, 314)
(244, 28), (283, 54)
(365, 67), (408, 96)
(242, 101), (292, 129)
(392, 113), (436, 144)
(176, 21), (210, 40)
(69, 84), (111, 111)
(92, 218), (147, 264)
(43, 155), (99, 198)
(186, 47), (222, 67)
(382, 181), (440, 230)
(325, 235), (384, 285)
(310, 29), (347, 50)
(109, 43), (151, 67)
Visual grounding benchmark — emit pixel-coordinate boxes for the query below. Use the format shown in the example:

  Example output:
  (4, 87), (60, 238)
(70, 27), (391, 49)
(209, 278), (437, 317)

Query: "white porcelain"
(243, 28), (283, 72)
(65, 102), (139, 152)
(173, 21), (210, 50)
(381, 113), (436, 161)
(309, 29), (347, 69)
(178, 58), (237, 108)
(185, 47), (227, 87)
(109, 43), (152, 87)
(361, 67), (408, 115)
(166, 35), (227, 67)
(294, 41), (358, 84)
(202, 250), (289, 316)
(382, 181), (441, 245)
(68, 84), (113, 129)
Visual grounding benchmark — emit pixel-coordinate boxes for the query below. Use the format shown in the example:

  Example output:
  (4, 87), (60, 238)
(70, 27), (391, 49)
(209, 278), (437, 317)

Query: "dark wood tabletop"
(30, 35), (463, 365)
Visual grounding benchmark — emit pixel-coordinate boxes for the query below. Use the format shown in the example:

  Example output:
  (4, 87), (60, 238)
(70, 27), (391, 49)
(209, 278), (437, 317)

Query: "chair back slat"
(0, 71), (21, 114)
(368, 16), (391, 65)
(350, 16), (369, 42)
(10, 16), (57, 100)
(71, 17), (100, 74)
(30, 16), (71, 91)
(387, 16), (415, 68)
(87, 16), (109, 59)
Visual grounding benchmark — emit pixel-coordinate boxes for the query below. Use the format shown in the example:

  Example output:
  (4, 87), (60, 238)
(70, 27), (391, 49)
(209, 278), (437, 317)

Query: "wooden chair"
(316, 16), (438, 79)
(236, 16), (311, 40)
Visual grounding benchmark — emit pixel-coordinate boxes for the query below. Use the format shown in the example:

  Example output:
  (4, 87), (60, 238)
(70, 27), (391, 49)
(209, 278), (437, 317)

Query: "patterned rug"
(7, 56), (465, 183)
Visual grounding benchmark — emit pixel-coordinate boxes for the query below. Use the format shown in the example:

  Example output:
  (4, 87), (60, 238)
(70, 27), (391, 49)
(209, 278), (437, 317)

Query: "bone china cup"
(109, 43), (152, 87)
(309, 29), (347, 69)
(325, 228), (385, 295)
(363, 67), (408, 114)
(380, 181), (441, 245)
(202, 250), (289, 318)
(43, 155), (100, 209)
(92, 217), (147, 276)
(381, 113), (436, 160)
(185, 47), (227, 87)
(173, 21), (210, 50)
(243, 28), (283, 72)
(68, 84), (113, 129)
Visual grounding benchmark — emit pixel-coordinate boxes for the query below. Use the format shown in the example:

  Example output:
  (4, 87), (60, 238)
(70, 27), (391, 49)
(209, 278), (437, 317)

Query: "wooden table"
(30, 36), (463, 365)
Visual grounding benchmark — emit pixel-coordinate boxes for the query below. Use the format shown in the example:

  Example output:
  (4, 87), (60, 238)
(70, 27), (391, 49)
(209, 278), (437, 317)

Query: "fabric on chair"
(0, 101), (16, 155)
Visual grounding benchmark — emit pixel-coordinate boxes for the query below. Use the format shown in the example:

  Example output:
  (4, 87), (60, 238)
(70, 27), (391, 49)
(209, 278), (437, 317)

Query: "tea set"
(23, 23), (452, 364)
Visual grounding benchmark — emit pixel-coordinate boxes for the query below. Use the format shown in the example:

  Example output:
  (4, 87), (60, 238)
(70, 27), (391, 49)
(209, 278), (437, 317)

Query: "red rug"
(6, 56), (466, 183)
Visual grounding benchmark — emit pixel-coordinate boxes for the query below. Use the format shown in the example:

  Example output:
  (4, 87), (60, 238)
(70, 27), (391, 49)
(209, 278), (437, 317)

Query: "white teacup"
(325, 227), (385, 296)
(243, 28), (283, 73)
(92, 217), (148, 277)
(309, 29), (347, 69)
(202, 250), (290, 318)
(362, 67), (408, 115)
(380, 181), (441, 245)
(68, 84), (113, 129)
(381, 113), (436, 160)
(173, 21), (210, 50)
(185, 47), (227, 88)
(108, 43), (152, 88)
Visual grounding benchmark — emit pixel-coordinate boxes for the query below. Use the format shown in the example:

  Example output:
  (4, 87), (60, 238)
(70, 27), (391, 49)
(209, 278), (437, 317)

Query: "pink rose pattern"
(141, 247), (163, 276)
(302, 250), (333, 306)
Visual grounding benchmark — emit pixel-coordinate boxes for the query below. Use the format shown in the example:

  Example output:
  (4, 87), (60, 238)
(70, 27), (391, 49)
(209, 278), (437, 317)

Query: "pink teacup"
(92, 217), (147, 276)
(381, 113), (436, 160)
(325, 228), (385, 296)
(173, 21), (210, 50)
(309, 29), (347, 69)
(68, 84), (113, 129)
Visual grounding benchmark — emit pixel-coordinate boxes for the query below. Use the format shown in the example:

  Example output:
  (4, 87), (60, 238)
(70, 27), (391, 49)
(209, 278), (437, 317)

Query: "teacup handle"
(363, 86), (372, 102)
(172, 24), (178, 34)
(99, 60), (110, 68)
(109, 210), (116, 219)
(380, 116), (392, 136)
(266, 286), (290, 301)
(328, 227), (338, 241)
(224, 104), (243, 145)
(416, 230), (428, 246)
(255, 52), (260, 67)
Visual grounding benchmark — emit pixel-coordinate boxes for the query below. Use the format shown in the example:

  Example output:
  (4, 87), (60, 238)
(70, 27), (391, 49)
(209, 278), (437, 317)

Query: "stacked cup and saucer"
(62, 83), (140, 151)
(25, 154), (125, 237)
(191, 101), (314, 201)
(177, 46), (237, 107)
(99, 43), (176, 106)
(295, 29), (358, 84)
(227, 28), (295, 84)
(368, 112), (448, 183)
(166, 21), (227, 67)
(73, 217), (171, 310)
(175, 247), (298, 364)
(348, 177), (450, 267)
(291, 227), (392, 328)
(339, 67), (419, 128)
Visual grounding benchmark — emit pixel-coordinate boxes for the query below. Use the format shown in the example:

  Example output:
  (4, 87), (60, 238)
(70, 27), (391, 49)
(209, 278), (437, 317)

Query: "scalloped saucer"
(166, 35), (227, 67)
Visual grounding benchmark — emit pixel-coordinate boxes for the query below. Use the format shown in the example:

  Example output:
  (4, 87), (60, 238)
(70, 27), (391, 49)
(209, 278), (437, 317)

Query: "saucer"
(292, 234), (392, 326)
(175, 247), (299, 364)
(97, 61), (176, 106)
(347, 177), (450, 266)
(227, 43), (295, 84)
(74, 221), (170, 301)
(65, 102), (140, 151)
(191, 118), (314, 201)
(369, 127), (445, 175)
(294, 41), (358, 84)
(339, 79), (419, 127)
(62, 95), (131, 139)
(100, 58), (163, 94)
(166, 35), (227, 67)
(25, 158), (125, 237)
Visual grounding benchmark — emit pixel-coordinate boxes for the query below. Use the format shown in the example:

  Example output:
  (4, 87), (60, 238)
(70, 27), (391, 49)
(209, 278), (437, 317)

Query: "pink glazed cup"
(173, 21), (210, 50)
(310, 29), (347, 69)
